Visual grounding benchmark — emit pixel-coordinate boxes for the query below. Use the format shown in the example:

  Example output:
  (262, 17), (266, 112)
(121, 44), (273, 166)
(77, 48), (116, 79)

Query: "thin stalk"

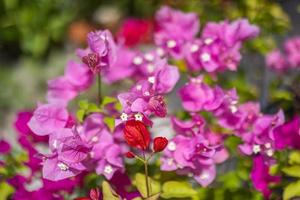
(97, 73), (102, 106)
(142, 151), (150, 198)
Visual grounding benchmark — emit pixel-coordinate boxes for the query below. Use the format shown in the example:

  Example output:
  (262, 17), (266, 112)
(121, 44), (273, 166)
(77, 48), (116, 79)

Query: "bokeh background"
(0, 0), (299, 147)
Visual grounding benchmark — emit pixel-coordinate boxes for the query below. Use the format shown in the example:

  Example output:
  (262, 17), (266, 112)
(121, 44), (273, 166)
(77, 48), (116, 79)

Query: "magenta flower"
(178, 76), (224, 112)
(250, 155), (281, 198)
(78, 30), (117, 73)
(266, 49), (288, 72)
(104, 45), (136, 84)
(274, 115), (300, 150)
(28, 103), (69, 136)
(154, 6), (199, 59)
(284, 37), (300, 67)
(0, 139), (11, 154)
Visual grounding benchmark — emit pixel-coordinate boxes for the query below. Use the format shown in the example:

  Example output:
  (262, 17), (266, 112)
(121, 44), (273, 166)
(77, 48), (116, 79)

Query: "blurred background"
(0, 0), (299, 142)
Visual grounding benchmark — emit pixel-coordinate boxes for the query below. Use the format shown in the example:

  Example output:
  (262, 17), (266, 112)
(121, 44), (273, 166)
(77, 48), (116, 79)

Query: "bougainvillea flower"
(284, 37), (300, 67)
(0, 139), (11, 154)
(78, 30), (116, 73)
(43, 154), (86, 181)
(123, 120), (150, 150)
(104, 45), (136, 84)
(250, 155), (281, 198)
(266, 49), (288, 72)
(153, 137), (168, 152)
(117, 18), (152, 47)
(274, 115), (300, 150)
(178, 76), (224, 112)
(95, 144), (124, 179)
(28, 103), (69, 136)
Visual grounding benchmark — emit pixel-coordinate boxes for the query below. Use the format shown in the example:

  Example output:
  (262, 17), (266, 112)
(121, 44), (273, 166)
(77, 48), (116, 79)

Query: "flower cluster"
(5, 5), (299, 200)
(266, 37), (300, 72)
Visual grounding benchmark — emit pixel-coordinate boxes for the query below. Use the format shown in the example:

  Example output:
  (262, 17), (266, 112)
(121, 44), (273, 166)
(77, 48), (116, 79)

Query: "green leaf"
(104, 117), (115, 132)
(87, 103), (101, 113)
(133, 173), (161, 198)
(161, 181), (197, 199)
(101, 96), (117, 108)
(76, 110), (85, 122)
(78, 100), (89, 109)
(144, 193), (161, 200)
(102, 181), (120, 200)
(283, 180), (300, 200)
(282, 165), (300, 178)
(289, 151), (300, 165)
(0, 181), (14, 200)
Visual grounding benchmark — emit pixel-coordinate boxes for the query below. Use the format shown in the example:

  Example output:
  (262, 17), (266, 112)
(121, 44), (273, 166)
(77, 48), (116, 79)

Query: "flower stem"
(143, 151), (150, 198)
(97, 73), (102, 106)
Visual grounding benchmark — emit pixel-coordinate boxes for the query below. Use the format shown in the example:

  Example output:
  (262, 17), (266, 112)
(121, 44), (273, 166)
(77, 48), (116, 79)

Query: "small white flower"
(104, 165), (113, 174)
(91, 136), (99, 142)
(147, 64), (155, 73)
(156, 48), (164, 56)
(252, 145), (261, 154)
(190, 44), (199, 52)
(230, 105), (238, 113)
(57, 162), (69, 171)
(144, 91), (150, 96)
(200, 173), (210, 180)
(168, 141), (176, 151)
(136, 85), (142, 91)
(266, 149), (274, 157)
(133, 56), (143, 65)
(264, 143), (271, 149)
(148, 76), (155, 84)
(135, 113), (143, 121)
(144, 53), (154, 61)
(200, 53), (211, 62)
(120, 113), (128, 121)
(52, 140), (58, 148)
(204, 38), (213, 45)
(167, 40), (176, 48)
(167, 158), (174, 166)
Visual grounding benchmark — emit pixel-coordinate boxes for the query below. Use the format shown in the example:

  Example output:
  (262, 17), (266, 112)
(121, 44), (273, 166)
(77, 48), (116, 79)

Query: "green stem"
(97, 73), (102, 106)
(143, 151), (150, 198)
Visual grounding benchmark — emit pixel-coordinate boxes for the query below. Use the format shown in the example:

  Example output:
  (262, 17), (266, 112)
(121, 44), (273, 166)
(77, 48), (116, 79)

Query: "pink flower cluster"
(154, 6), (259, 73)
(266, 37), (300, 72)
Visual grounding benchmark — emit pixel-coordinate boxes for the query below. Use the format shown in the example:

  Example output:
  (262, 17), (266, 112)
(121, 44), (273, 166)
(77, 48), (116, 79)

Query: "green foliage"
(283, 180), (300, 200)
(102, 181), (120, 200)
(133, 173), (161, 198)
(0, 182), (14, 200)
(160, 181), (197, 199)
(76, 100), (101, 122)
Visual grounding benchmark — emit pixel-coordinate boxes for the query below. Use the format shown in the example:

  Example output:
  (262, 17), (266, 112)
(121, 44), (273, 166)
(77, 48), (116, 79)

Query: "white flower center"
(167, 40), (176, 48)
(156, 48), (164, 56)
(104, 165), (113, 174)
(264, 143), (271, 149)
(167, 158), (174, 166)
(200, 173), (210, 180)
(148, 76), (155, 84)
(168, 141), (177, 151)
(200, 53), (211, 62)
(143, 91), (150, 96)
(133, 56), (143, 65)
(230, 105), (238, 113)
(136, 85), (142, 91)
(135, 113), (143, 121)
(147, 64), (155, 73)
(190, 44), (199, 52)
(266, 149), (274, 157)
(144, 53), (154, 61)
(252, 145), (261, 154)
(91, 136), (99, 142)
(57, 162), (69, 171)
(52, 140), (58, 148)
(120, 113), (128, 121)
(204, 38), (213, 45)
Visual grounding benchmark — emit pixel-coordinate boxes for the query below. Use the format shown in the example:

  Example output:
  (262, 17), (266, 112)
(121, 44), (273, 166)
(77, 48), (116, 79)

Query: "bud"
(153, 137), (168, 152)
(125, 151), (135, 158)
(123, 120), (150, 150)
(89, 188), (100, 200)
(82, 53), (100, 73)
